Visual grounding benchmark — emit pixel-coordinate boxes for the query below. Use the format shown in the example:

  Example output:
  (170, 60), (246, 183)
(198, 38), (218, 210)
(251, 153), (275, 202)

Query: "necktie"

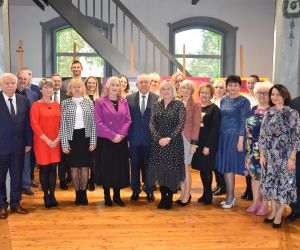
(141, 95), (146, 115)
(8, 98), (16, 118)
(53, 91), (58, 102)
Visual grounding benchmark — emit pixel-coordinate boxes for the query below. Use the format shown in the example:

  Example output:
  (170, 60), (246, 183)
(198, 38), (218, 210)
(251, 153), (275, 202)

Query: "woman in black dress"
(148, 79), (186, 210)
(192, 83), (220, 205)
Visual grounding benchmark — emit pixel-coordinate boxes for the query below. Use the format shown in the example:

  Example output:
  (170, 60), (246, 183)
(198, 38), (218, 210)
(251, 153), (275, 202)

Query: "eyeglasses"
(257, 91), (269, 96)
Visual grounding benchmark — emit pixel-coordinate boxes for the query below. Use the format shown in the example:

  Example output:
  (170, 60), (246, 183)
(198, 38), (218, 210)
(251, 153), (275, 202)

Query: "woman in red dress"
(30, 78), (61, 208)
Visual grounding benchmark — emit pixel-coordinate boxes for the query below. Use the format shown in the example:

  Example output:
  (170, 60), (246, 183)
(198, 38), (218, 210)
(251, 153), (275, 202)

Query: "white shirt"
(245, 94), (258, 108)
(139, 91), (149, 111)
(53, 89), (61, 103)
(3, 92), (17, 115)
(72, 97), (84, 129)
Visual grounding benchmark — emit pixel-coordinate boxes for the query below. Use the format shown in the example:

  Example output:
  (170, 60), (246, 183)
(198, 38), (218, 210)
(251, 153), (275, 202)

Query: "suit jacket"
(0, 92), (32, 155)
(126, 91), (159, 146)
(16, 88), (38, 107)
(29, 84), (42, 99)
(94, 96), (132, 141)
(60, 97), (97, 149)
(60, 88), (68, 102)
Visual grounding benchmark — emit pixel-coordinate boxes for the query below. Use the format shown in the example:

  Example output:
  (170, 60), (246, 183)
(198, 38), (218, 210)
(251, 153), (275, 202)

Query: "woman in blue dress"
(216, 75), (250, 208)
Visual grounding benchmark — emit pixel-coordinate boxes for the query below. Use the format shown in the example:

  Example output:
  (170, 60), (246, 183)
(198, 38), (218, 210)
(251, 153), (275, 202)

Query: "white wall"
(9, 0), (275, 79)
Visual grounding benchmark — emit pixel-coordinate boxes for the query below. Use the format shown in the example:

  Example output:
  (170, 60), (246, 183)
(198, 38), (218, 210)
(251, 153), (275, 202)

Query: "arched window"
(55, 27), (105, 77)
(41, 17), (112, 77)
(169, 17), (238, 78)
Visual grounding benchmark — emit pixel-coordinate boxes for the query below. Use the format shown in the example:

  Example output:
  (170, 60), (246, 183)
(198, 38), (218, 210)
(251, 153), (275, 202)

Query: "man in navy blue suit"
(288, 96), (300, 223)
(16, 70), (38, 195)
(127, 74), (159, 202)
(0, 73), (32, 219)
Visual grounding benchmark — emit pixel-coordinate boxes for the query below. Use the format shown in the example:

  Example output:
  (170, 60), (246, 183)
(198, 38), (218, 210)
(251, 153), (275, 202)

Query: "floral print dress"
(259, 106), (300, 204)
(245, 106), (269, 180)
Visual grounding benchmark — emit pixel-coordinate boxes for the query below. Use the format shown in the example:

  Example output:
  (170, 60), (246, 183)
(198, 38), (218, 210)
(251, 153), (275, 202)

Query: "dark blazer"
(0, 92), (32, 155)
(60, 88), (68, 102)
(29, 84), (42, 99)
(16, 88), (38, 107)
(127, 91), (159, 146)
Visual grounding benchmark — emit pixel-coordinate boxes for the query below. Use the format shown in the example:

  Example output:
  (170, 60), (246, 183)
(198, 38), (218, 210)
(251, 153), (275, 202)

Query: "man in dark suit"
(16, 70), (38, 196)
(51, 74), (70, 190)
(127, 74), (159, 202)
(0, 73), (32, 219)
(287, 96), (300, 223)
(23, 67), (42, 99)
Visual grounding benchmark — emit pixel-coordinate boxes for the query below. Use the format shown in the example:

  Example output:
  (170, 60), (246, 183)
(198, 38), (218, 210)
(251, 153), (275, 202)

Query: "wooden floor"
(0, 170), (300, 250)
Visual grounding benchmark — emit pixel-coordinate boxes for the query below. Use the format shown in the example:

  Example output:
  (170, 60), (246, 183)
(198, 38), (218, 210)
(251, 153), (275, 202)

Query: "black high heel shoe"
(43, 195), (51, 208)
(264, 217), (275, 223)
(272, 221), (282, 228)
(113, 196), (125, 207)
(179, 195), (192, 206)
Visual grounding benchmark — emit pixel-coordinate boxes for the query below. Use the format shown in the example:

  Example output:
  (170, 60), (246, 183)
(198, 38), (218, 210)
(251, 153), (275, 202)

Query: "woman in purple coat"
(94, 76), (132, 207)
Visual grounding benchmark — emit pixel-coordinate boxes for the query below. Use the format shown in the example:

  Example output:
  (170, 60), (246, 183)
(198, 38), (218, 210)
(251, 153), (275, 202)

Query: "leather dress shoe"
(286, 212), (300, 224)
(130, 192), (139, 202)
(10, 205), (28, 214)
(0, 208), (8, 219)
(22, 188), (34, 195)
(241, 192), (253, 200)
(60, 181), (68, 190)
(213, 188), (226, 196)
(146, 193), (155, 202)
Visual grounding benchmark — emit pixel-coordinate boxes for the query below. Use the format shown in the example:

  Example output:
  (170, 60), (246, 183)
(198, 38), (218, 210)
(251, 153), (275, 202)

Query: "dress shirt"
(72, 97), (84, 129)
(139, 91), (149, 111)
(3, 92), (17, 115)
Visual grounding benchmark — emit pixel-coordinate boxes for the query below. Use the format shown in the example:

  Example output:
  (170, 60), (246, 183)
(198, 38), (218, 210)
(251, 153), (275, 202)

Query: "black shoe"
(264, 217), (275, 223)
(88, 181), (95, 192)
(241, 193), (253, 200)
(286, 212), (300, 223)
(214, 188), (226, 196)
(212, 186), (220, 194)
(164, 195), (173, 210)
(31, 179), (38, 188)
(179, 195), (192, 206)
(104, 196), (113, 207)
(157, 198), (165, 209)
(146, 193), (155, 202)
(198, 195), (206, 203)
(75, 190), (81, 205)
(22, 188), (34, 196)
(60, 181), (68, 190)
(113, 196), (125, 207)
(43, 195), (51, 208)
(272, 221), (282, 228)
(130, 192), (139, 202)
(81, 190), (88, 206)
(50, 195), (58, 207)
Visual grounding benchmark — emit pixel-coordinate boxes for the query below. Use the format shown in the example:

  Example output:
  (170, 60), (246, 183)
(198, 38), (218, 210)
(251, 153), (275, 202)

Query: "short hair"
(84, 76), (100, 99)
(171, 72), (185, 83)
(17, 69), (28, 78)
(149, 72), (161, 83)
(51, 73), (62, 79)
(102, 76), (122, 98)
(2, 73), (18, 84)
(226, 74), (242, 87)
(269, 84), (291, 106)
(159, 79), (177, 99)
(253, 81), (273, 95)
(198, 82), (215, 98)
(179, 79), (195, 95)
(66, 78), (87, 97)
(39, 78), (54, 90)
(213, 79), (226, 88)
(118, 74), (130, 92)
(248, 74), (260, 82)
(71, 60), (83, 68)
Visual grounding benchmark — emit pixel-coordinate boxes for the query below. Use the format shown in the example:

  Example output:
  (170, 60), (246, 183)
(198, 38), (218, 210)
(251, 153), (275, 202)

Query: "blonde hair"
(159, 80), (177, 100)
(149, 72), (161, 83)
(179, 79), (195, 95)
(39, 78), (54, 90)
(199, 82), (215, 98)
(171, 72), (185, 83)
(66, 78), (87, 97)
(84, 76), (100, 100)
(253, 81), (273, 95)
(102, 76), (122, 98)
(1, 73), (18, 84)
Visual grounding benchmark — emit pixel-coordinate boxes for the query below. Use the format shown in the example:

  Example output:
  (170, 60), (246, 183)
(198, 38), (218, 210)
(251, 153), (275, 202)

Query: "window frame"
(41, 16), (113, 77)
(168, 16), (238, 77)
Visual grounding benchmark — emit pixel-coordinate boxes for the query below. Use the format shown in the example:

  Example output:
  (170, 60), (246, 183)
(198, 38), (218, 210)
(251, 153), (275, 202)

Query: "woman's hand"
(203, 147), (209, 156)
(190, 145), (197, 154)
(89, 145), (96, 152)
(159, 137), (170, 147)
(260, 154), (266, 169)
(287, 158), (296, 171)
(237, 136), (244, 152)
(113, 134), (123, 143)
(62, 147), (71, 154)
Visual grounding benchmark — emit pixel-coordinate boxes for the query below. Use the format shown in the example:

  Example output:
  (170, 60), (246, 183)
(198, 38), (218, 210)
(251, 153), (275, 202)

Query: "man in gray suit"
(16, 70), (38, 196)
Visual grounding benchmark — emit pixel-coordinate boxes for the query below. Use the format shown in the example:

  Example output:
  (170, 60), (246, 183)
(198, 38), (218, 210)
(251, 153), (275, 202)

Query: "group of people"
(0, 61), (300, 230)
